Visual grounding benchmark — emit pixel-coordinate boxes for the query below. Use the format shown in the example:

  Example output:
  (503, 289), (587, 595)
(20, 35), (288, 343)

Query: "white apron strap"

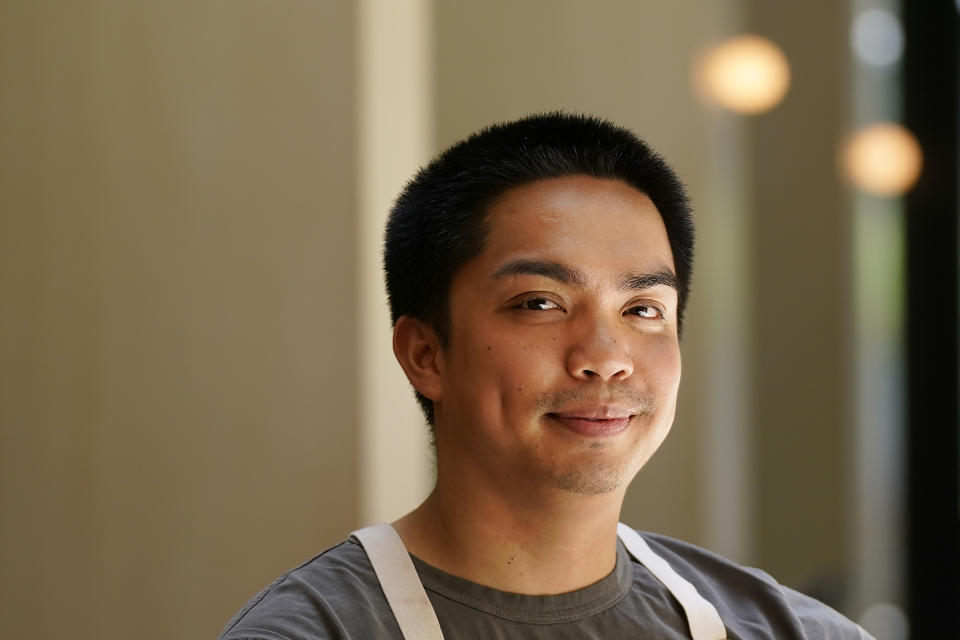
(618, 523), (728, 640)
(352, 524), (445, 640)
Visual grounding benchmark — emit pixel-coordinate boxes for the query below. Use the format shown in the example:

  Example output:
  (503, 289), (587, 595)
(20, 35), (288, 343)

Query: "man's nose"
(565, 315), (635, 381)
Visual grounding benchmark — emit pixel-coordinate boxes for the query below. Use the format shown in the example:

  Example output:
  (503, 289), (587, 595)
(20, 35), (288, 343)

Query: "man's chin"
(549, 461), (628, 496)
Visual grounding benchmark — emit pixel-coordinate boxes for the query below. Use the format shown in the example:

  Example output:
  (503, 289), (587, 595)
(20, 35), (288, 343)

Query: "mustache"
(533, 384), (657, 415)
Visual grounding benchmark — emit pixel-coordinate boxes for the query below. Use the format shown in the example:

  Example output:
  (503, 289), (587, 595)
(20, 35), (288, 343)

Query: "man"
(220, 113), (870, 639)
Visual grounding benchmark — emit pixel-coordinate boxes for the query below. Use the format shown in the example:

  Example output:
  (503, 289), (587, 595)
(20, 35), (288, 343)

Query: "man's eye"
(519, 297), (561, 311)
(627, 305), (663, 319)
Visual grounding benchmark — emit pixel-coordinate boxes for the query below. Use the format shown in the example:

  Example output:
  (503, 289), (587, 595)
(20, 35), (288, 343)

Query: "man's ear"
(392, 315), (444, 404)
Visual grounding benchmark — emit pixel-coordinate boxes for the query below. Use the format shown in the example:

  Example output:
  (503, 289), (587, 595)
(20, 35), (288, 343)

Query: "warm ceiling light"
(694, 34), (791, 115)
(841, 123), (923, 196)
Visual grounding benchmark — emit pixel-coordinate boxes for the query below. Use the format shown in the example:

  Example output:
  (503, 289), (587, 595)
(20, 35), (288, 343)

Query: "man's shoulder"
(632, 529), (871, 640)
(217, 537), (396, 640)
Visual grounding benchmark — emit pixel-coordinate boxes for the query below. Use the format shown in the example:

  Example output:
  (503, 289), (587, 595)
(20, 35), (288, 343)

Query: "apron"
(352, 523), (728, 640)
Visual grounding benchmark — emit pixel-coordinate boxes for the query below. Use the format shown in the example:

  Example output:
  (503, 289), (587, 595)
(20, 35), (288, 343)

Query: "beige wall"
(749, 0), (853, 596)
(0, 1), (861, 637)
(1, 2), (358, 637)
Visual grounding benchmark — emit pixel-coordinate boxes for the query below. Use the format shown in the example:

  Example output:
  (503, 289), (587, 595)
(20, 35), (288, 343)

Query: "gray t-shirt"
(219, 530), (868, 639)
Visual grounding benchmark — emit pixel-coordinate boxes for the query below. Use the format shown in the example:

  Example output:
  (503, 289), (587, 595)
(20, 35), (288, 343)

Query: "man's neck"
(391, 479), (625, 595)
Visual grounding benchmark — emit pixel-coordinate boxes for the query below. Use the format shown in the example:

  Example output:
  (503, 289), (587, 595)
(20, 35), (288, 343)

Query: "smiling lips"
(547, 407), (635, 437)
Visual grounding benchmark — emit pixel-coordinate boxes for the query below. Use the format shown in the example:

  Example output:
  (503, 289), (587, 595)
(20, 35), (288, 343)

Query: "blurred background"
(1, 1), (957, 638)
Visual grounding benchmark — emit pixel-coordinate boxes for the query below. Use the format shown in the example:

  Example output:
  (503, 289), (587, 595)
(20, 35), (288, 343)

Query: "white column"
(356, 0), (435, 524)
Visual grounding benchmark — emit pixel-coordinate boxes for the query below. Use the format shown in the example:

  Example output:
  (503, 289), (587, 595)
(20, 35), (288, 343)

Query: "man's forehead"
(475, 177), (674, 267)
(485, 174), (657, 216)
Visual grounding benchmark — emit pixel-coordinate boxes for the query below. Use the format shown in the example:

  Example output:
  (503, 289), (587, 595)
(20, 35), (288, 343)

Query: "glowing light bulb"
(841, 123), (923, 196)
(694, 34), (791, 115)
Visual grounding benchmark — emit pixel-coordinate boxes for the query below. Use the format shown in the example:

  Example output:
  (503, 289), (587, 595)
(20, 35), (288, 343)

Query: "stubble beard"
(549, 458), (628, 496)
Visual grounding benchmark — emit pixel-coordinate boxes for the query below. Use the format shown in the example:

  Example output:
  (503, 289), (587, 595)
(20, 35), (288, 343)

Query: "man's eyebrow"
(491, 259), (588, 287)
(618, 268), (678, 293)
(491, 259), (677, 293)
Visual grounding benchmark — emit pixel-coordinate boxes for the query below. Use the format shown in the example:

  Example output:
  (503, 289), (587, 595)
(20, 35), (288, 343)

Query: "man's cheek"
(644, 341), (681, 385)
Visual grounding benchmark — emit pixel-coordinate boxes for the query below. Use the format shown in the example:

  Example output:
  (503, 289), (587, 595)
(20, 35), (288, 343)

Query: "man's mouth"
(546, 408), (635, 437)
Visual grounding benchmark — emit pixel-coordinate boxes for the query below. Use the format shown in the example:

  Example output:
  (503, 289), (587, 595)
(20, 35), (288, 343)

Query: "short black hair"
(384, 112), (694, 425)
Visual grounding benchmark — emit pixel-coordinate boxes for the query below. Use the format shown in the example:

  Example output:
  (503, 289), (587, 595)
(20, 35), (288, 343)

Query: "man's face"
(432, 174), (681, 498)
